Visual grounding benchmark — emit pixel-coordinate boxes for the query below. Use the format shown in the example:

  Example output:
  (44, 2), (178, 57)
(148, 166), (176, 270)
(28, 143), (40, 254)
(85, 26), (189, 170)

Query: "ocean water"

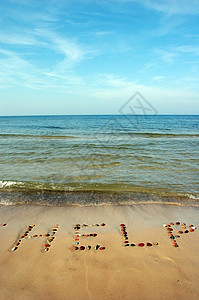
(0, 115), (198, 206)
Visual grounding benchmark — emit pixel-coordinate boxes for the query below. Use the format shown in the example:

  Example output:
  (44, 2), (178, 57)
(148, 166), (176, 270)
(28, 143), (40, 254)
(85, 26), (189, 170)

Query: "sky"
(0, 0), (199, 115)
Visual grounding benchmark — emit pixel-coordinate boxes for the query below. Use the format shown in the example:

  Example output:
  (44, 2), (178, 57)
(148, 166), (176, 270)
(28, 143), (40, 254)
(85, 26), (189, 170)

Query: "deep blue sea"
(0, 115), (198, 206)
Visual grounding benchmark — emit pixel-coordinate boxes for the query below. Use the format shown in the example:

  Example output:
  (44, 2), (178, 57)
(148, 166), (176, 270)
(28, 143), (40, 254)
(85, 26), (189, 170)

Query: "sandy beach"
(0, 204), (198, 300)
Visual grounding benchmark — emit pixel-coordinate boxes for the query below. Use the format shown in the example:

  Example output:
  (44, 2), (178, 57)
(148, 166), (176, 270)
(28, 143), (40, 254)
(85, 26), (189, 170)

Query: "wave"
(118, 132), (199, 138)
(0, 132), (198, 140)
(0, 180), (198, 207)
(0, 134), (79, 139)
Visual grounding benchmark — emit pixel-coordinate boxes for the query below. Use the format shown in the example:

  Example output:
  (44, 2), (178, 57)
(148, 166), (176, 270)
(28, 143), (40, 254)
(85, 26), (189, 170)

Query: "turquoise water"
(0, 115), (198, 206)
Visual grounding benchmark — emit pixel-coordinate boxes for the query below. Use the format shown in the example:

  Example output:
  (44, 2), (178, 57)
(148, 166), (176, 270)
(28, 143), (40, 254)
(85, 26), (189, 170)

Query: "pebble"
(11, 246), (18, 252)
(72, 246), (78, 250)
(94, 245), (100, 250)
(138, 243), (145, 247)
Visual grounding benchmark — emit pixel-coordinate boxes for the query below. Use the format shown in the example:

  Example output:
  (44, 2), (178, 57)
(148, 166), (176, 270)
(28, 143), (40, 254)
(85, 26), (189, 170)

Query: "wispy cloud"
(154, 49), (178, 64)
(175, 45), (199, 56)
(139, 0), (199, 15)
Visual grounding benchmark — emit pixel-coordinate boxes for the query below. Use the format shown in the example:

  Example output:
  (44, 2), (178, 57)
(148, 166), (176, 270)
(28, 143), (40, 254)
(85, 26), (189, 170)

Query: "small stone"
(146, 243), (152, 247)
(138, 243), (145, 247)
(11, 246), (18, 252)
(93, 245), (100, 250)
(72, 246), (78, 250)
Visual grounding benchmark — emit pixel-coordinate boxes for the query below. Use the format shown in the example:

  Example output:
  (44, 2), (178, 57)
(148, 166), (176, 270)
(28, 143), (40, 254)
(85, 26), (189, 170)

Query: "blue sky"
(0, 0), (199, 115)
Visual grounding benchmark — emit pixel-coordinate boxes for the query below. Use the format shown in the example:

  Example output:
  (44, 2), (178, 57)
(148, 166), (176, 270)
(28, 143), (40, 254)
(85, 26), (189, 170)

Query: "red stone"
(79, 246), (85, 250)
(99, 247), (106, 250)
(146, 243), (152, 247)
(170, 222), (174, 226)
(45, 244), (51, 247)
(138, 243), (145, 247)
(72, 246), (78, 250)
(189, 229), (194, 232)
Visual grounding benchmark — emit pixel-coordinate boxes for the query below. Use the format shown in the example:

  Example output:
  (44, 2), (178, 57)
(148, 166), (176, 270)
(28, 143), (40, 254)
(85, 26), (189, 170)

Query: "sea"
(0, 115), (198, 207)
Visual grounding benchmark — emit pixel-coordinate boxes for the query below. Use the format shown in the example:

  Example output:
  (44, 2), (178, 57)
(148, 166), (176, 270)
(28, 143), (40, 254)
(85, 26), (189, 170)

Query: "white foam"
(185, 194), (199, 200)
(0, 180), (24, 188)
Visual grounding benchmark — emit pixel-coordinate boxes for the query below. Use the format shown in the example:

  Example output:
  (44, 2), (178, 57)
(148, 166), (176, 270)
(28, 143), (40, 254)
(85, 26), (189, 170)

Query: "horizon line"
(0, 113), (198, 117)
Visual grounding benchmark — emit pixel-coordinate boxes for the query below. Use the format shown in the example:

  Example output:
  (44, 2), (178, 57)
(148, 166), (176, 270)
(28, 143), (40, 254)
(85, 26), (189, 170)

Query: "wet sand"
(0, 204), (199, 300)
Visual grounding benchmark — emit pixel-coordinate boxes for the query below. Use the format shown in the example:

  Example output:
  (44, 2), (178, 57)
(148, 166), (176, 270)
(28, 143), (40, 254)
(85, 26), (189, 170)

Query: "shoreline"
(0, 188), (199, 207)
(0, 204), (199, 299)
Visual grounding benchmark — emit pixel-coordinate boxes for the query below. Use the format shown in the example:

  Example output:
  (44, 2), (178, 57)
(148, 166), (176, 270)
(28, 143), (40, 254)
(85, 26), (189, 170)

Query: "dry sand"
(0, 204), (199, 300)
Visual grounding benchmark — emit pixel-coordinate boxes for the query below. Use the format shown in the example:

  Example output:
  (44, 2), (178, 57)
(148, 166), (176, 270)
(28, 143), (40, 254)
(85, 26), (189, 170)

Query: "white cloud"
(175, 46), (199, 56)
(139, 0), (199, 15)
(154, 49), (178, 63)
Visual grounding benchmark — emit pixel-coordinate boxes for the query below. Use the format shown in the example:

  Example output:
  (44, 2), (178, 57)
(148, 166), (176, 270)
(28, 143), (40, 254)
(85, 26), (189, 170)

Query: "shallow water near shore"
(0, 115), (198, 206)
